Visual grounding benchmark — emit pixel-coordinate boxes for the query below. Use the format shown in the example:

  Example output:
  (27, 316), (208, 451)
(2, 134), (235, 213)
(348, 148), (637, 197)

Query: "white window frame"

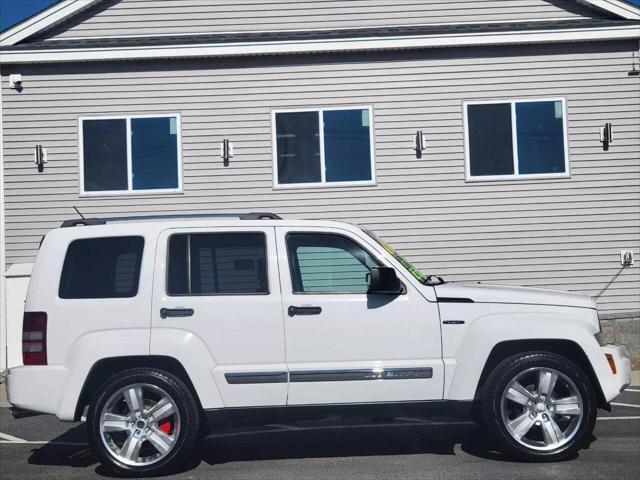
(463, 98), (570, 182)
(271, 105), (376, 189)
(78, 113), (183, 196)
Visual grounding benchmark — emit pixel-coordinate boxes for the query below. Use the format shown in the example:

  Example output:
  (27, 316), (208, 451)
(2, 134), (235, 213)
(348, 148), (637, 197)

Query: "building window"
(286, 233), (379, 293)
(167, 233), (269, 295)
(80, 115), (181, 194)
(273, 107), (375, 187)
(464, 99), (569, 180)
(59, 236), (144, 299)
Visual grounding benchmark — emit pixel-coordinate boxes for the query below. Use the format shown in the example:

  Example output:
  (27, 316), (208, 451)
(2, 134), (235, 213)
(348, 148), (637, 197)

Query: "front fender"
(442, 304), (607, 401)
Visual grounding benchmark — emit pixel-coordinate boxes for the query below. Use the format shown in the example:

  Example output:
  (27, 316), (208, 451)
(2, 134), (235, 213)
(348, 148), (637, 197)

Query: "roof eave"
(1, 24), (637, 64)
(577, 0), (640, 20)
(0, 0), (103, 47)
(0, 0), (638, 48)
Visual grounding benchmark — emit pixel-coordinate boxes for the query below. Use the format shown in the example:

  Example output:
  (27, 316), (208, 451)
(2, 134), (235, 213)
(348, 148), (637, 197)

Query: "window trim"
(463, 97), (570, 182)
(165, 231), (270, 297)
(78, 113), (183, 197)
(271, 105), (377, 189)
(285, 231), (385, 295)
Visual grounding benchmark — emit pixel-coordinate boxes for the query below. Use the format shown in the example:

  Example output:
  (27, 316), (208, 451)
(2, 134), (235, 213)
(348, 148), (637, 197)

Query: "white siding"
(35, 0), (609, 40)
(2, 41), (639, 313)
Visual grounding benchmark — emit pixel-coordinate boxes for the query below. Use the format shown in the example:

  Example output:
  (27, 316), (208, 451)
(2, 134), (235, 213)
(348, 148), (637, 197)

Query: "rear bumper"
(6, 365), (68, 417)
(599, 344), (632, 402)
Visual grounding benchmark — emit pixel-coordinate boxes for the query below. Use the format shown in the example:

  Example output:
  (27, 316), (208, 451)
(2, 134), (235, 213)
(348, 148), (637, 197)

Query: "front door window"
(286, 233), (378, 294)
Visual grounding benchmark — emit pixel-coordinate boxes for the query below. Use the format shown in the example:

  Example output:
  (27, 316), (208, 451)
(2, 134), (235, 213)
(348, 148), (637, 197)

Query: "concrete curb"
(1, 383), (8, 408)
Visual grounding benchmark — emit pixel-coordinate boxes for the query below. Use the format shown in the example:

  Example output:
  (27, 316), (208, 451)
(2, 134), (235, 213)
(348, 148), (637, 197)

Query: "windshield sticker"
(377, 237), (424, 281)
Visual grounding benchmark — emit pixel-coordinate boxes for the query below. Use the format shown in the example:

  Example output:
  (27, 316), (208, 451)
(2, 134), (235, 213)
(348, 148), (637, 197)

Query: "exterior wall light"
(629, 50), (639, 76)
(412, 131), (426, 159)
(221, 139), (234, 166)
(600, 123), (613, 151)
(34, 145), (47, 172)
(9, 74), (22, 90)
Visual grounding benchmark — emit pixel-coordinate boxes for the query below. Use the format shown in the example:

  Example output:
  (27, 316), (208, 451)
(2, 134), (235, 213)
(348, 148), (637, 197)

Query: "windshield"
(363, 230), (428, 282)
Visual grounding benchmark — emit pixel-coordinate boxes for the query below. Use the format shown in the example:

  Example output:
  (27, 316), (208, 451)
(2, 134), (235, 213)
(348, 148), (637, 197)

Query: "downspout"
(0, 72), (7, 374)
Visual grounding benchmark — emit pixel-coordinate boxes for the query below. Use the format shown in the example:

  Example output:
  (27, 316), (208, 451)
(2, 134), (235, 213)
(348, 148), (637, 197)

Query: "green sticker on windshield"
(395, 254), (424, 281)
(375, 235), (425, 281)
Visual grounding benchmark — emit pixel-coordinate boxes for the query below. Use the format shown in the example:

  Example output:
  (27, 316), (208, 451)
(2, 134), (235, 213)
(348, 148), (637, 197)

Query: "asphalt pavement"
(0, 388), (638, 480)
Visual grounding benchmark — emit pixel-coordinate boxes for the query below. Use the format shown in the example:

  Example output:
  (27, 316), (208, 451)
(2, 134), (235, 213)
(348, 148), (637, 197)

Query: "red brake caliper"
(158, 421), (172, 434)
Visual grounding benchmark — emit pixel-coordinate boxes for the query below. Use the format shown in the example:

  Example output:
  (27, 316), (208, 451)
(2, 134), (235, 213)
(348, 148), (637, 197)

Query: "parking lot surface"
(0, 389), (638, 480)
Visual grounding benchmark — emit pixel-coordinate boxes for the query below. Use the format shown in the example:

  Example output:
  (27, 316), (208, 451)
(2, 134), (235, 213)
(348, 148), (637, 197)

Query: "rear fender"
(150, 328), (224, 410)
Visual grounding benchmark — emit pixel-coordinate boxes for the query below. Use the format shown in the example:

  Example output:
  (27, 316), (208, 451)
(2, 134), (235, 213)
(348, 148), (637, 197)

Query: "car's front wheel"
(482, 351), (597, 461)
(87, 368), (200, 476)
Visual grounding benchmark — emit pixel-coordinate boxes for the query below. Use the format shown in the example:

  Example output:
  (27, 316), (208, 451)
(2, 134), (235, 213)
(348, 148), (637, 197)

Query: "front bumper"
(600, 344), (632, 401)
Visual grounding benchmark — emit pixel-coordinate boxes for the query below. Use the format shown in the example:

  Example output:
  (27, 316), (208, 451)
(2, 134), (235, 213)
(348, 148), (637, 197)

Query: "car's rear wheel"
(482, 351), (597, 461)
(87, 368), (199, 476)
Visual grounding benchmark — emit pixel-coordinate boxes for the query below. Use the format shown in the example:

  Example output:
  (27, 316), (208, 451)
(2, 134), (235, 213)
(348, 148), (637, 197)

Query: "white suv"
(7, 212), (631, 475)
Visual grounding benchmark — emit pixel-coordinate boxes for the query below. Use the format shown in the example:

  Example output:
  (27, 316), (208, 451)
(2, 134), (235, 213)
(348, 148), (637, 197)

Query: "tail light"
(22, 312), (47, 365)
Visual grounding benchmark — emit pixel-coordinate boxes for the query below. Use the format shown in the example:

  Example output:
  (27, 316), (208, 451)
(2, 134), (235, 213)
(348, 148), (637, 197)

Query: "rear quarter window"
(59, 236), (144, 299)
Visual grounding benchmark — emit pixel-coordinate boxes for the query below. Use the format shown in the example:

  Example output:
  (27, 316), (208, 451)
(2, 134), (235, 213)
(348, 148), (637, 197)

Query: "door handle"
(160, 308), (194, 319)
(288, 305), (322, 317)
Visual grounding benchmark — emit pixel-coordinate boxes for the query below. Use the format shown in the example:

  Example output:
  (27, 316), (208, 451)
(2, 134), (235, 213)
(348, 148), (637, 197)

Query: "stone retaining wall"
(599, 311), (640, 370)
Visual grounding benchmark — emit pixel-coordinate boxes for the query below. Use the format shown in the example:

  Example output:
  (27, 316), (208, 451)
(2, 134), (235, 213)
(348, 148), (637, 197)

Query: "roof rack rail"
(241, 212), (282, 220)
(60, 212), (282, 227)
(60, 218), (106, 228)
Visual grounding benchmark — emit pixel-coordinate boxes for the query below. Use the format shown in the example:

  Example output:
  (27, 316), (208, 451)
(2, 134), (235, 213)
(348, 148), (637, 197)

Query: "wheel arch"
(74, 355), (204, 421)
(472, 339), (608, 413)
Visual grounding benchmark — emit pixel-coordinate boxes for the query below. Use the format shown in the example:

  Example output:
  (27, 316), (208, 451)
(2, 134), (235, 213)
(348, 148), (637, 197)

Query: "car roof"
(55, 212), (361, 234)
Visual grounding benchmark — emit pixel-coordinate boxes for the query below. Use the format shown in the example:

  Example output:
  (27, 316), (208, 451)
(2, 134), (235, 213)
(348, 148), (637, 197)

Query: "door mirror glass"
(367, 267), (404, 295)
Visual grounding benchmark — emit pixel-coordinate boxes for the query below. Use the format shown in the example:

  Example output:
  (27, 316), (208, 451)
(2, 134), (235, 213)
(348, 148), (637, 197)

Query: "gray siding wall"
(36, 0), (608, 39)
(2, 41), (639, 313)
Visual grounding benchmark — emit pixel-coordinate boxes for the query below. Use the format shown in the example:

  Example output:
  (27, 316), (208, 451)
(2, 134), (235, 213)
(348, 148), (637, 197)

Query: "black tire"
(481, 351), (597, 462)
(87, 368), (200, 476)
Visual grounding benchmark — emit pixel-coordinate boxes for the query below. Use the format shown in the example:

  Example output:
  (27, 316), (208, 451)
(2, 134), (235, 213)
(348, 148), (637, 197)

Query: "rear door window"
(167, 232), (268, 295)
(59, 236), (144, 299)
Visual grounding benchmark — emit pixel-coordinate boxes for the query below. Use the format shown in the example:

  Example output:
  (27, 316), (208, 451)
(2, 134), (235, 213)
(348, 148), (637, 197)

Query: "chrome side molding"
(225, 367), (433, 384)
(290, 367), (433, 383)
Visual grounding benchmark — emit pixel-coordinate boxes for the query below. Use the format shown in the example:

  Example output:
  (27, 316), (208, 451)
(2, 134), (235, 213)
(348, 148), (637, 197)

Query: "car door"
(276, 226), (443, 405)
(151, 226), (287, 408)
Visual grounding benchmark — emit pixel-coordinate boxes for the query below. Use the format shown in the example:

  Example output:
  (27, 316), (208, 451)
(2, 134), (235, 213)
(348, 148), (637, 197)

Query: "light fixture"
(34, 144), (47, 172)
(629, 50), (639, 76)
(600, 123), (613, 151)
(9, 74), (22, 90)
(412, 130), (425, 158)
(220, 138), (234, 166)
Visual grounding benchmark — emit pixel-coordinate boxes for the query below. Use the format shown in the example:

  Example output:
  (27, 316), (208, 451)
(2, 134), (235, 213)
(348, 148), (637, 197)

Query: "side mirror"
(367, 267), (404, 295)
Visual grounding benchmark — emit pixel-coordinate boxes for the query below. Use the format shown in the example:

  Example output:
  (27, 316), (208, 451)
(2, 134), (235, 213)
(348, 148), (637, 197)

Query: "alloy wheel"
(99, 383), (181, 467)
(500, 367), (583, 452)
